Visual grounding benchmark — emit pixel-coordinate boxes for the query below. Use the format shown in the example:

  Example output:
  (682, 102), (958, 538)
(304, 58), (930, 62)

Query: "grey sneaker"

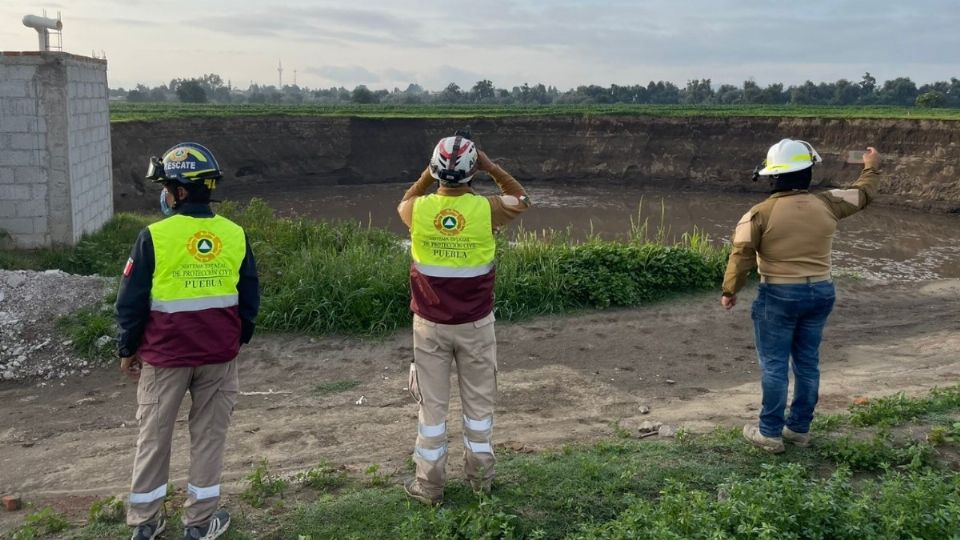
(131, 515), (166, 540)
(183, 510), (230, 540)
(403, 478), (442, 506)
(783, 427), (811, 447)
(742, 424), (785, 454)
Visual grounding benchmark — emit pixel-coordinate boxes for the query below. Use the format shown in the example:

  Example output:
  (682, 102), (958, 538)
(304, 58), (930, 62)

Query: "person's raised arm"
(480, 151), (531, 228)
(818, 147), (881, 220)
(398, 167), (435, 228)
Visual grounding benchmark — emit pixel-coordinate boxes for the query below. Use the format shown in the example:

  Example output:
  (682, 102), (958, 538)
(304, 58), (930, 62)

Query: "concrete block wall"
(0, 51), (112, 248)
(66, 58), (113, 241)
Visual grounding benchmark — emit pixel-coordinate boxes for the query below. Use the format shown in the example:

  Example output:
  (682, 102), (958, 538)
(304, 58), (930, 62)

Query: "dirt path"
(1, 279), (958, 527)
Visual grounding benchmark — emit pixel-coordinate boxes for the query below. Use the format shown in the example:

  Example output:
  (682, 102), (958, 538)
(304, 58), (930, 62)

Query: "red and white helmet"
(430, 135), (478, 185)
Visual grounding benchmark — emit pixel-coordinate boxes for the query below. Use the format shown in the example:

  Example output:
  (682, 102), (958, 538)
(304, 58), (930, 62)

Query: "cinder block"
(0, 115), (30, 133)
(32, 184), (47, 200)
(0, 98), (37, 117)
(0, 185), (31, 200)
(0, 65), (37, 80)
(0, 80), (28, 97)
(14, 167), (43, 184)
(0, 201), (17, 217)
(34, 216), (50, 233)
(13, 231), (48, 248)
(9, 133), (40, 150)
(0, 168), (13, 184)
(15, 199), (46, 218)
(0, 217), (34, 234)
(4, 150), (37, 167)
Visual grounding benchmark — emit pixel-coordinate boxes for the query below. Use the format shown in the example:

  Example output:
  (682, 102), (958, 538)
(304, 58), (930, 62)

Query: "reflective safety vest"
(409, 193), (497, 324)
(411, 194), (495, 276)
(138, 214), (246, 367)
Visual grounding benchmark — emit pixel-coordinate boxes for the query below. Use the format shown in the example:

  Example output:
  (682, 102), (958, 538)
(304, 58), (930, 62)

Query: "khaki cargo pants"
(127, 360), (239, 527)
(408, 312), (497, 498)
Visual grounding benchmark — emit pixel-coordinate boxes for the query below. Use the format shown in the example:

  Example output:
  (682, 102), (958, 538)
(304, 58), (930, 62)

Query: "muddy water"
(224, 181), (960, 281)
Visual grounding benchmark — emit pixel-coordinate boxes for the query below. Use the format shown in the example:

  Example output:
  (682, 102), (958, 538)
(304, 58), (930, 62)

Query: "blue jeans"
(751, 281), (836, 437)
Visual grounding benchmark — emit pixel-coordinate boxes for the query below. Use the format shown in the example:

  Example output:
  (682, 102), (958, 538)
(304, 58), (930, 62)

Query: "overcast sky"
(2, 0), (957, 91)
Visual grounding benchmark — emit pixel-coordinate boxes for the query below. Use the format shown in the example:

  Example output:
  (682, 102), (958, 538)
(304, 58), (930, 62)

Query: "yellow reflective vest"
(411, 193), (495, 277)
(147, 214), (246, 314)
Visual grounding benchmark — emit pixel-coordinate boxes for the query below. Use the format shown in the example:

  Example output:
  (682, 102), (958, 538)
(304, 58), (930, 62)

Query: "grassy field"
(109, 103), (960, 123)
(10, 385), (957, 539)
(0, 199), (728, 343)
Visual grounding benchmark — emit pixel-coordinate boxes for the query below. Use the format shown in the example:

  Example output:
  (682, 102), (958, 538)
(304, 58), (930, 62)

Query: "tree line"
(110, 73), (960, 108)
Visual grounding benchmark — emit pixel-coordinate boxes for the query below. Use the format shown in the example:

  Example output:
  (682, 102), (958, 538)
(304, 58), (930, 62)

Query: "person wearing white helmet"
(721, 139), (881, 453)
(397, 131), (530, 505)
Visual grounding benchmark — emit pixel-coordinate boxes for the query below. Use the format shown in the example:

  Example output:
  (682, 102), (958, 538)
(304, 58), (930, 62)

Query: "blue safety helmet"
(146, 142), (223, 185)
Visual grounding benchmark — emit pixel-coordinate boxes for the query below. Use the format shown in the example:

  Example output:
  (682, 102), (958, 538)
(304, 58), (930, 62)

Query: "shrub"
(241, 459), (288, 508)
(88, 495), (125, 523)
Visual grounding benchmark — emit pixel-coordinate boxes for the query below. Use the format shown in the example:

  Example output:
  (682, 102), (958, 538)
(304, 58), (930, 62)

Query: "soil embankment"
(112, 116), (960, 212)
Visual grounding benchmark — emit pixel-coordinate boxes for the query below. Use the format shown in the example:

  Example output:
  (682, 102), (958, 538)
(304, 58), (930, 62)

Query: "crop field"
(109, 102), (960, 123)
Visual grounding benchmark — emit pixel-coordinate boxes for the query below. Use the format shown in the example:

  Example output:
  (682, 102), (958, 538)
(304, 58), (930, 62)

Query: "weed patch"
(297, 461), (348, 491)
(849, 386), (960, 427)
(242, 459), (288, 508)
(56, 302), (117, 362)
(87, 496), (125, 524)
(576, 464), (960, 540)
(10, 507), (70, 539)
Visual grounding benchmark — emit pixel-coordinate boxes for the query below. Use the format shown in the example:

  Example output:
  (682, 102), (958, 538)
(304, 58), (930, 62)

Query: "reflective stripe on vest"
(147, 214), (245, 311)
(151, 294), (239, 313)
(410, 194), (495, 274)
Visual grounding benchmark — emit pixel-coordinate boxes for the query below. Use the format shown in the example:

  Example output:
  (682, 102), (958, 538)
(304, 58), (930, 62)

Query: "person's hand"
(721, 294), (737, 310)
(862, 147), (880, 170)
(120, 356), (142, 380)
(477, 150), (495, 172)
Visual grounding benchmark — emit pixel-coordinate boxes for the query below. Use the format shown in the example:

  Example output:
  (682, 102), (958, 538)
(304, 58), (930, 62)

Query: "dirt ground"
(1, 278), (958, 531)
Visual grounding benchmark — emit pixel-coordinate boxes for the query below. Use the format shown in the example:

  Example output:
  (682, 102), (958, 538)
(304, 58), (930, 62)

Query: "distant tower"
(293, 69), (297, 87)
(277, 59), (283, 87)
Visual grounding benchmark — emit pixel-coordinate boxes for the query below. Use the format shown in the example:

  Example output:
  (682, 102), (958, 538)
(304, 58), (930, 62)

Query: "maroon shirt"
(409, 266), (496, 325)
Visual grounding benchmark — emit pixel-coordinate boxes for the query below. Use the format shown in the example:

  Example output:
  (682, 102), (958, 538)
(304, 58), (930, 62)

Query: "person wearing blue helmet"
(115, 143), (260, 540)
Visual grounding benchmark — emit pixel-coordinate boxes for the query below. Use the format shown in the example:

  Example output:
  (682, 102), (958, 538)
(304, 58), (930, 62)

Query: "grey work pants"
(126, 360), (238, 527)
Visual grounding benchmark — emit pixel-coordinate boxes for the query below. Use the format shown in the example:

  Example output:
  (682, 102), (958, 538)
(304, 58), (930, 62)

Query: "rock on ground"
(0, 270), (113, 382)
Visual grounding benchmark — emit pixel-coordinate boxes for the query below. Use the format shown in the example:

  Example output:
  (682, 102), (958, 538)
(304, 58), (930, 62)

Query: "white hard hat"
(757, 138), (823, 176)
(430, 135), (478, 184)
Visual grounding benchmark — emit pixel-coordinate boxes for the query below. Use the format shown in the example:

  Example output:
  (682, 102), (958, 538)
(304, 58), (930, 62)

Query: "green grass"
(297, 461), (349, 492)
(0, 213), (150, 275)
(849, 386), (960, 427)
(576, 465), (960, 540)
(9, 507), (70, 539)
(241, 459), (288, 509)
(1, 199), (729, 337)
(38, 385), (960, 539)
(55, 302), (116, 362)
(109, 103), (960, 123)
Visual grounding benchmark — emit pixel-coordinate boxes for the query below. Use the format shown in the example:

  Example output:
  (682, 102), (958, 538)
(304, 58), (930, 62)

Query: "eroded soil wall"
(111, 116), (960, 211)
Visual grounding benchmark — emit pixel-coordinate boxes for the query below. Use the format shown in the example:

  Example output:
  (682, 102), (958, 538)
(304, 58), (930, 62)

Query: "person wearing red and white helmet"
(397, 132), (530, 505)
(722, 139), (882, 454)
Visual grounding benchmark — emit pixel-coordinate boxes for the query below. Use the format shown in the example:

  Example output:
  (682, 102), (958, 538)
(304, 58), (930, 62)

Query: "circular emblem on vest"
(433, 209), (466, 236)
(186, 231), (223, 262)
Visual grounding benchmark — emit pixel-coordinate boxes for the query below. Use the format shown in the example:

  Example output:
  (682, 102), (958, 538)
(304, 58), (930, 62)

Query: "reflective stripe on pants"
(127, 361), (238, 527)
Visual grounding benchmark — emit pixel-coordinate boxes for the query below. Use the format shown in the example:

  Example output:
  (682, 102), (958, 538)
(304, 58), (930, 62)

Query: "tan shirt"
(397, 165), (530, 230)
(722, 168), (880, 295)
